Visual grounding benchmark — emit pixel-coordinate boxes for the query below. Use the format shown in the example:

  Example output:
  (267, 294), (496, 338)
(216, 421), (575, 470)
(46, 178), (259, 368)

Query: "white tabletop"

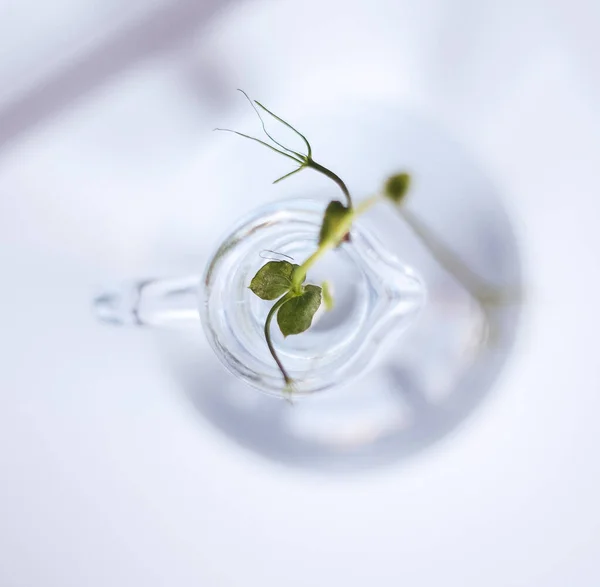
(1, 0), (599, 585)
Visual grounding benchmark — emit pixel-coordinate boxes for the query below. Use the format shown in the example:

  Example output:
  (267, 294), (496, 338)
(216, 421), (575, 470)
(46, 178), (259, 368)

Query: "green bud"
(384, 173), (411, 204)
(318, 200), (352, 246)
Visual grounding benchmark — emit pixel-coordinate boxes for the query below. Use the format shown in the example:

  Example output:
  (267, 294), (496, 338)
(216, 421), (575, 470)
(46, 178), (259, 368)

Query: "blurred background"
(1, 0), (599, 585)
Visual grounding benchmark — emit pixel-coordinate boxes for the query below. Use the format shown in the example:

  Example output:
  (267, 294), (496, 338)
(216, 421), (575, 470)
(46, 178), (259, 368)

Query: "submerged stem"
(264, 293), (294, 385)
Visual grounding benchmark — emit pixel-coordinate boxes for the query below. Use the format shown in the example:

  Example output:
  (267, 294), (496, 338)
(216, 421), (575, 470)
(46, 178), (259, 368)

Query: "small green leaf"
(277, 285), (322, 336)
(249, 261), (298, 300)
(322, 281), (334, 311)
(383, 173), (411, 204)
(318, 200), (352, 246)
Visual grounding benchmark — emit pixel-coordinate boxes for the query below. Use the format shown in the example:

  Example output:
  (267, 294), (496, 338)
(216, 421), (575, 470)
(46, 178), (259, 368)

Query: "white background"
(1, 0), (599, 585)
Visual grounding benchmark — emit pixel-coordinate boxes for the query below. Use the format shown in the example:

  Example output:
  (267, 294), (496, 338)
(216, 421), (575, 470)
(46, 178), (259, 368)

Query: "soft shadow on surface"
(0, 0), (239, 150)
(156, 101), (524, 473)
(162, 302), (521, 473)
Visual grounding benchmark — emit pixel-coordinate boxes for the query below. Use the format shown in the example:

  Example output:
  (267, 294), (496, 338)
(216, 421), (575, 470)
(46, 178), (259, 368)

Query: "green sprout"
(217, 92), (517, 391)
(215, 89), (352, 209)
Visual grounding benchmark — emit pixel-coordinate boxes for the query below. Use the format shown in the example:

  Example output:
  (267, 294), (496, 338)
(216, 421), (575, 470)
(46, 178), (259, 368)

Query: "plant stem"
(264, 293), (294, 385)
(307, 159), (353, 209)
(263, 194), (383, 388)
(354, 194), (380, 216)
(291, 242), (335, 290)
(214, 128), (303, 164)
(291, 195), (380, 290)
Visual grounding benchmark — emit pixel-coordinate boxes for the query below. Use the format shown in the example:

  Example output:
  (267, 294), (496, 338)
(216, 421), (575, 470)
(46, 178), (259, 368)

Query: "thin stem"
(291, 242), (335, 290)
(306, 159), (353, 208)
(354, 194), (380, 216)
(264, 293), (294, 385)
(237, 90), (305, 159)
(214, 128), (303, 164)
(290, 195), (377, 289)
(254, 100), (313, 158)
(273, 165), (306, 184)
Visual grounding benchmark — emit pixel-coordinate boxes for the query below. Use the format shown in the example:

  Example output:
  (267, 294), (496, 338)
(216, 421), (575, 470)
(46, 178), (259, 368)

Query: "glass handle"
(93, 276), (200, 328)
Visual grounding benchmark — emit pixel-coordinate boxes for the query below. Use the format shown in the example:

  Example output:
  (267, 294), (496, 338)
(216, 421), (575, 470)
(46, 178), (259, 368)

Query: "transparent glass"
(201, 198), (424, 395)
(93, 100), (523, 470)
(94, 198), (425, 396)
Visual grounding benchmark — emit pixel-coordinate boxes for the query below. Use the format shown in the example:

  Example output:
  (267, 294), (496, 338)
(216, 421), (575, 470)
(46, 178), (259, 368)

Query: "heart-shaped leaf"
(249, 260), (299, 300)
(277, 285), (322, 336)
